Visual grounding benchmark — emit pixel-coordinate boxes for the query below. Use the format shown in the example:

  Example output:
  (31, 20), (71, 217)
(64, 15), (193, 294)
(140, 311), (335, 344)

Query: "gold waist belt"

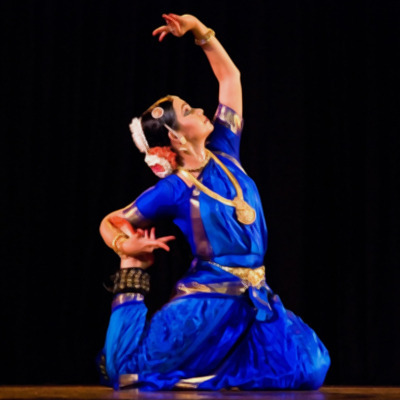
(210, 262), (266, 288)
(174, 263), (266, 298)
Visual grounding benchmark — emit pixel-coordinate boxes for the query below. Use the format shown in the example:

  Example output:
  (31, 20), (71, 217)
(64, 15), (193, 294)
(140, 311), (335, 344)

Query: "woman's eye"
(184, 107), (191, 116)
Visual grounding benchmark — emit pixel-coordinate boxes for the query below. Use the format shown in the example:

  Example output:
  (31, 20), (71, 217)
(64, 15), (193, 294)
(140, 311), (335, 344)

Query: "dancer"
(98, 13), (330, 391)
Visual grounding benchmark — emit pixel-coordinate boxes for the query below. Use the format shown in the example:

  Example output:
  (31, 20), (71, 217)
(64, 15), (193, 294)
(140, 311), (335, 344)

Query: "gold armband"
(195, 29), (215, 46)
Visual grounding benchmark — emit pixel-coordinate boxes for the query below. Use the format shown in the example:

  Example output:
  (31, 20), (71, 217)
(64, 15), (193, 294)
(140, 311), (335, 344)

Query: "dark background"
(1, 0), (399, 387)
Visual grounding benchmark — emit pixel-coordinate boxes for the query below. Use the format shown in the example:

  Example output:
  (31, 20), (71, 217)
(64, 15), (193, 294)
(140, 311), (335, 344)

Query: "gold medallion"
(233, 197), (256, 225)
(179, 150), (257, 225)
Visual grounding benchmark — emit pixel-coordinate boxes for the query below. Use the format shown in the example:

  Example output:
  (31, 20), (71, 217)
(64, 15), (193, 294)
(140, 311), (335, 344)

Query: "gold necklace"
(182, 151), (211, 173)
(179, 150), (256, 225)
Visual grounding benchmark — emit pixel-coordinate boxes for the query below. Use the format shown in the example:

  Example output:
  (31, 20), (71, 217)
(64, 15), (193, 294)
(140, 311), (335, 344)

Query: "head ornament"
(129, 118), (149, 154)
(129, 111), (176, 179)
(151, 107), (164, 119)
(150, 106), (187, 145)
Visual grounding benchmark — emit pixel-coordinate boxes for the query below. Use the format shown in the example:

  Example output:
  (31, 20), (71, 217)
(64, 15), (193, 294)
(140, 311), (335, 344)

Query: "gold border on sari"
(122, 202), (152, 228)
(119, 373), (139, 388)
(213, 104), (243, 135)
(174, 374), (216, 389)
(112, 293), (144, 311)
(174, 263), (266, 298)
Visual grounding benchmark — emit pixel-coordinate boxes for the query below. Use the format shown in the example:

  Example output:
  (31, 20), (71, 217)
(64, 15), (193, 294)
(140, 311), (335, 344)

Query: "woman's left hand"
(152, 13), (197, 42)
(119, 227), (172, 269)
(121, 226), (175, 256)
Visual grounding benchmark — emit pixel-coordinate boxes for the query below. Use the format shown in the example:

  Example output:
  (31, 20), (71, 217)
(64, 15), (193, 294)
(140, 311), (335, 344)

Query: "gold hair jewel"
(179, 150), (256, 224)
(151, 107), (164, 119)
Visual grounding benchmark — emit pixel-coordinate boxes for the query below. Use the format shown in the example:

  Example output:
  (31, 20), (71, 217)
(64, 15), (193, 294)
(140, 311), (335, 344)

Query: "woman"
(98, 13), (330, 391)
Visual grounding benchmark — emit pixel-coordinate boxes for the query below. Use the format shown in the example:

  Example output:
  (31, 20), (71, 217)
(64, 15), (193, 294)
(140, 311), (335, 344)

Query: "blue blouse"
(123, 104), (268, 269)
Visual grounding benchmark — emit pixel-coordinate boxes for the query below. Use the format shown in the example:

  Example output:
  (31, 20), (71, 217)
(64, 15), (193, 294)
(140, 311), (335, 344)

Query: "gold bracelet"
(112, 232), (128, 255)
(194, 28), (215, 46)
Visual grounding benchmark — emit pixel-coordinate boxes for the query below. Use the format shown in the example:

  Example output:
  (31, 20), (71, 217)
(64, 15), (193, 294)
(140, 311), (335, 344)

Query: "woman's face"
(172, 96), (214, 144)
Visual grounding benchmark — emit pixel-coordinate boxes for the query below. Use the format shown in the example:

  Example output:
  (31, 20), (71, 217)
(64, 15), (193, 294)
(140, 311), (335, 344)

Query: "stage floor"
(0, 386), (399, 400)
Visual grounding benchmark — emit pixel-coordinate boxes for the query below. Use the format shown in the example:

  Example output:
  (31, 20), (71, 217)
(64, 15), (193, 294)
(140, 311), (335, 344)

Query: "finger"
(158, 30), (168, 42)
(155, 242), (171, 252)
(150, 227), (156, 240)
(152, 27), (169, 42)
(159, 235), (176, 243)
(166, 14), (180, 25)
(152, 26), (166, 36)
(162, 13), (174, 21)
(156, 238), (175, 251)
(162, 15), (174, 29)
(144, 239), (171, 252)
(162, 14), (179, 32)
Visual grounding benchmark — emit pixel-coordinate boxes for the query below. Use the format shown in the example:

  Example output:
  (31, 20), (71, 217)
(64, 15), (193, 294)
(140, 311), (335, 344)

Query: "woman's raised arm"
(153, 13), (242, 116)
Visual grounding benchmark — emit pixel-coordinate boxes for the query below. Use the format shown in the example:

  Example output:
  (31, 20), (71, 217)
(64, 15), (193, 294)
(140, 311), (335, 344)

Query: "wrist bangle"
(195, 28), (215, 46)
(112, 232), (128, 255)
(111, 268), (150, 296)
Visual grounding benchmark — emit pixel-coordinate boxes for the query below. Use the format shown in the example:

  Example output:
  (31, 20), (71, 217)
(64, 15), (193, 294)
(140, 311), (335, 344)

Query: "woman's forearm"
(99, 213), (125, 252)
(190, 17), (242, 115)
(191, 19), (239, 80)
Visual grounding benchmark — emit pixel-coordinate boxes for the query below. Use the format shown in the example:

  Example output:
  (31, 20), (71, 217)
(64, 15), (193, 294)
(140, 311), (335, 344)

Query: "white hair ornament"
(129, 114), (175, 179)
(129, 118), (149, 153)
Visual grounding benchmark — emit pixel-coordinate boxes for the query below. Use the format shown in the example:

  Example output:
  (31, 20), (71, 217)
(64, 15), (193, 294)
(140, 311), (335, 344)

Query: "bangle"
(111, 232), (128, 255)
(194, 28), (215, 46)
(111, 268), (150, 296)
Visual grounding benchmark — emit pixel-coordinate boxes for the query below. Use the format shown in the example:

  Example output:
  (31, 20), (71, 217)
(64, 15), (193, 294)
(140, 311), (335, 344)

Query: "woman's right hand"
(152, 13), (198, 42)
(152, 12), (242, 116)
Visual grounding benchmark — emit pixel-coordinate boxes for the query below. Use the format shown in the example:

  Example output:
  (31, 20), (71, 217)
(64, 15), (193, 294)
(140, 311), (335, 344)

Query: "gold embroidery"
(112, 293), (144, 311)
(214, 104), (243, 135)
(174, 375), (216, 389)
(218, 265), (265, 288)
(122, 203), (151, 227)
(119, 374), (139, 388)
(176, 281), (246, 296)
(174, 264), (266, 298)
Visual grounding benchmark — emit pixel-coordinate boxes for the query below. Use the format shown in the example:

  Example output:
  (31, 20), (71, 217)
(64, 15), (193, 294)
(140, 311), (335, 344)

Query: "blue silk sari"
(99, 104), (330, 390)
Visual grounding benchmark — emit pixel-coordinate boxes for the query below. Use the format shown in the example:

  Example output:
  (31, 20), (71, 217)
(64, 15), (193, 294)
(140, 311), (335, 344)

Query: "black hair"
(140, 95), (179, 148)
